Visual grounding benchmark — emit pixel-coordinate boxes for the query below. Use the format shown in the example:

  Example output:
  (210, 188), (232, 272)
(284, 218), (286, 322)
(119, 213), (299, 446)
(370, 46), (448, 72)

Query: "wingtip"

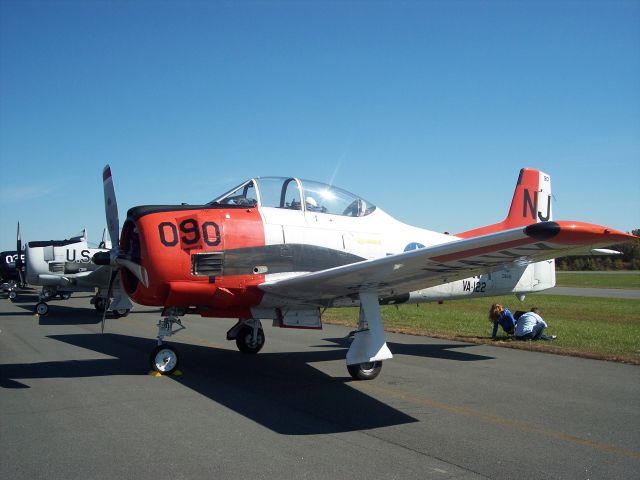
(528, 221), (637, 245)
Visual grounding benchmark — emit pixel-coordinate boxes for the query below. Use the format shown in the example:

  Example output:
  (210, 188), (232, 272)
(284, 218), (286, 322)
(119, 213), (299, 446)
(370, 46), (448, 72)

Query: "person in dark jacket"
(488, 303), (516, 339)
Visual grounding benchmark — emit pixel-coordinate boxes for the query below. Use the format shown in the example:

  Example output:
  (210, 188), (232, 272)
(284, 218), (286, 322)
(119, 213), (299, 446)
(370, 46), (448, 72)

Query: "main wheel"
(150, 344), (180, 375)
(347, 361), (382, 380)
(235, 325), (265, 354)
(111, 308), (130, 318)
(35, 302), (49, 316)
(8, 291), (17, 300)
(58, 292), (71, 300)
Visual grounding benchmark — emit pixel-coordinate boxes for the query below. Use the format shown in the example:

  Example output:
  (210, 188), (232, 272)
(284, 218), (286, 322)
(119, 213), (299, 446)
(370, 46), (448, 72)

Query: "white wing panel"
(258, 221), (634, 307)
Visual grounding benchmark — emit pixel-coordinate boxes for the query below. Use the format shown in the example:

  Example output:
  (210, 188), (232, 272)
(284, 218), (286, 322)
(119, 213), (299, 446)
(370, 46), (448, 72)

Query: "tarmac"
(1, 292), (639, 480)
(541, 286), (640, 299)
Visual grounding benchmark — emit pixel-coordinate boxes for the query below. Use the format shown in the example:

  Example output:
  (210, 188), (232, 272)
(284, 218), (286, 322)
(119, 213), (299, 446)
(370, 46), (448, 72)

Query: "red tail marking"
(456, 168), (541, 238)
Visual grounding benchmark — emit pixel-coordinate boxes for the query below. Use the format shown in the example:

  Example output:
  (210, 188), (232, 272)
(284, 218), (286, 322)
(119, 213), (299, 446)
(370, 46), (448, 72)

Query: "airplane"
(1, 223), (28, 300)
(23, 227), (133, 317)
(1, 250), (25, 300)
(94, 165), (637, 380)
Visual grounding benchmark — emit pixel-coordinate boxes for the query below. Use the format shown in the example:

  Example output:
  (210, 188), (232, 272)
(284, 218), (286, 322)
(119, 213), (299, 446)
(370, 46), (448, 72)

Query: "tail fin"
(456, 168), (552, 238)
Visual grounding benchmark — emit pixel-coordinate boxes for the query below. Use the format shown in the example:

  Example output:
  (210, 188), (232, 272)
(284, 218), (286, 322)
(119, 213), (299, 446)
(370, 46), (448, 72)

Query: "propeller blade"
(103, 165), (120, 250)
(116, 258), (149, 288)
(101, 269), (118, 334)
(16, 222), (22, 267)
(15, 222), (25, 287)
(100, 165), (148, 291)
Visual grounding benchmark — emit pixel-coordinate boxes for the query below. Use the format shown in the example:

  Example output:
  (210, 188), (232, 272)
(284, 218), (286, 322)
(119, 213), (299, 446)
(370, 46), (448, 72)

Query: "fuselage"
(119, 177), (554, 317)
(25, 237), (109, 290)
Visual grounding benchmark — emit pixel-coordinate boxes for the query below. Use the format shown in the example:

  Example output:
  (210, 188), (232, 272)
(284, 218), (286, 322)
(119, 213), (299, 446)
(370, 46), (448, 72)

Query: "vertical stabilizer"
(456, 168), (552, 238)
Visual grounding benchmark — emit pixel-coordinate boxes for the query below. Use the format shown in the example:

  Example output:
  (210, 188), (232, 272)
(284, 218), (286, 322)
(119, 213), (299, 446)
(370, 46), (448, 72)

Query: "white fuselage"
(25, 240), (110, 291)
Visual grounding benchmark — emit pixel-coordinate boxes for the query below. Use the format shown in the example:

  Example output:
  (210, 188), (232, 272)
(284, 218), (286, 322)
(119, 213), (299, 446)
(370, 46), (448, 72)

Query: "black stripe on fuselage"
(195, 243), (366, 276)
(127, 204), (245, 222)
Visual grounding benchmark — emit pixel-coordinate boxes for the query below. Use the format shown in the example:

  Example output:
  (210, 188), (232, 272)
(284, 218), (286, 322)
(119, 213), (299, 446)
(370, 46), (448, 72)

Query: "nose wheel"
(35, 301), (49, 316)
(150, 344), (180, 375)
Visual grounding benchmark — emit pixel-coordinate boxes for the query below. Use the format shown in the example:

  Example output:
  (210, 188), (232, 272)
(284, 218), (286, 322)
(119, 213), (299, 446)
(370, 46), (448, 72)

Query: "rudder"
(456, 168), (552, 238)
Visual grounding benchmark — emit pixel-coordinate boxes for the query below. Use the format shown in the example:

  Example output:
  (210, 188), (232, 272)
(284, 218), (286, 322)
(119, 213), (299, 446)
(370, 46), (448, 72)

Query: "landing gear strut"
(149, 309), (185, 375)
(345, 292), (393, 380)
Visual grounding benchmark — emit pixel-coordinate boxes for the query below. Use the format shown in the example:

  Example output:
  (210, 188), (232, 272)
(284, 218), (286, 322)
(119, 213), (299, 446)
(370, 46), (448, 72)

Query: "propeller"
(101, 269), (118, 334)
(15, 222), (26, 287)
(96, 165), (148, 334)
(94, 165), (149, 288)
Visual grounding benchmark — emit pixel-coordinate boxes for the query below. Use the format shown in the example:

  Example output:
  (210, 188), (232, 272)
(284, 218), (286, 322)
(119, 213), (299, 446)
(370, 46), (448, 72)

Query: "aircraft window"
(211, 180), (258, 207)
(254, 177), (303, 209)
(300, 180), (376, 217)
(280, 178), (303, 210)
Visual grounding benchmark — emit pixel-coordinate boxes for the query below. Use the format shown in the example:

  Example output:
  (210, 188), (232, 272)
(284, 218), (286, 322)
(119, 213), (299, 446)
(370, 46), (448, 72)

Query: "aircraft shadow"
(320, 337), (494, 362)
(386, 342), (494, 362)
(37, 306), (105, 325)
(3, 292), (40, 304)
(0, 333), (418, 435)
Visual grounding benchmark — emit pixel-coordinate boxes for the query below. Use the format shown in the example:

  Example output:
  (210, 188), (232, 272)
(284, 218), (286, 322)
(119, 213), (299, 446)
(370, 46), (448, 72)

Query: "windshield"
(208, 180), (258, 208)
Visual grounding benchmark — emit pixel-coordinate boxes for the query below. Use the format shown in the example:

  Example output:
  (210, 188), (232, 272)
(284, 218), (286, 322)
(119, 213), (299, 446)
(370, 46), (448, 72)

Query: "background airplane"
(96, 165), (637, 380)
(1, 223), (28, 300)
(23, 227), (132, 317)
(1, 250), (25, 300)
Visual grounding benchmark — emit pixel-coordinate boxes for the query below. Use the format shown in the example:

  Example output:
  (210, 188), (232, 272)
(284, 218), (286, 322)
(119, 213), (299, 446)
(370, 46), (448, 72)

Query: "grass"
(556, 271), (640, 289)
(322, 294), (640, 364)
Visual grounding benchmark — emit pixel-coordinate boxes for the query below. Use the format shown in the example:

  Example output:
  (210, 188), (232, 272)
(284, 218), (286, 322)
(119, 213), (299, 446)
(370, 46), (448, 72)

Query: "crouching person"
(515, 307), (557, 341)
(488, 303), (516, 339)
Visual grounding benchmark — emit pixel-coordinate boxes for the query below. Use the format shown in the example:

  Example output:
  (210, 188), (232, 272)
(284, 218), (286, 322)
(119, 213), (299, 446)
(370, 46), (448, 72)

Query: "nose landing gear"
(149, 309), (186, 375)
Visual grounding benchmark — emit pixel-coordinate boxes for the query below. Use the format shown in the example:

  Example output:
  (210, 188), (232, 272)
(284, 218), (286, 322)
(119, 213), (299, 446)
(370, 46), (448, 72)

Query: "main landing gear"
(227, 319), (265, 354)
(147, 294), (392, 381)
(344, 292), (393, 381)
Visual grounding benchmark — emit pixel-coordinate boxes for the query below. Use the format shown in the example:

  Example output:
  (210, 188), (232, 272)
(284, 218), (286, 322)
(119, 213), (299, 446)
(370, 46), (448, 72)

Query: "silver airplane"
(23, 226), (132, 316)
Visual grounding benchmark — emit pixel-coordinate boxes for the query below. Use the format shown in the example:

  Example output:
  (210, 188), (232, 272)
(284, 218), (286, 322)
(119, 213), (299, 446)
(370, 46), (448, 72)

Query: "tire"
(347, 361), (382, 380)
(59, 293), (71, 300)
(149, 345), (180, 375)
(35, 302), (49, 316)
(111, 309), (130, 318)
(235, 325), (265, 354)
(8, 291), (17, 300)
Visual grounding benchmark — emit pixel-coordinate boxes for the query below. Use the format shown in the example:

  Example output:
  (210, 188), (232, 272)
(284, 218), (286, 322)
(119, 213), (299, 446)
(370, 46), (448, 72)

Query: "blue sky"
(1, 0), (638, 251)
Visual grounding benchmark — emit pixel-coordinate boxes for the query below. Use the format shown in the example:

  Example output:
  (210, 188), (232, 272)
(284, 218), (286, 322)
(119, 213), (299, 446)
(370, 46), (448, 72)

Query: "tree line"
(555, 229), (640, 271)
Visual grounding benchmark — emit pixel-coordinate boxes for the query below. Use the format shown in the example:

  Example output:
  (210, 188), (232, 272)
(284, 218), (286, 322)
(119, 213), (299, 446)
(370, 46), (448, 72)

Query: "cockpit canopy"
(209, 177), (376, 217)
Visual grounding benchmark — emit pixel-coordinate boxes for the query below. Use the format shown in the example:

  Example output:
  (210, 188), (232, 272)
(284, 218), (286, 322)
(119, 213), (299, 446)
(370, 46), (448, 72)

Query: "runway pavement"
(1, 292), (639, 480)
(542, 286), (640, 299)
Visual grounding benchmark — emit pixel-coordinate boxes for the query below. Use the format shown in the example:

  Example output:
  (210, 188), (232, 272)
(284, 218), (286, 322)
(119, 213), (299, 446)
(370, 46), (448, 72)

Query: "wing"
(259, 221), (636, 306)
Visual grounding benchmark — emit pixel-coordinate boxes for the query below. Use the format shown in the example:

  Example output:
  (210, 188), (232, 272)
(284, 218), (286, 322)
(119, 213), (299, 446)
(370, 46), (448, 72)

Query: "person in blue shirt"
(488, 303), (516, 339)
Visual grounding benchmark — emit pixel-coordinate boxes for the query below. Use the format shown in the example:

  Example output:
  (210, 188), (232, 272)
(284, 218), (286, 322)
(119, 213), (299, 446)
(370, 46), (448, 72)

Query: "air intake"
(192, 252), (224, 276)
